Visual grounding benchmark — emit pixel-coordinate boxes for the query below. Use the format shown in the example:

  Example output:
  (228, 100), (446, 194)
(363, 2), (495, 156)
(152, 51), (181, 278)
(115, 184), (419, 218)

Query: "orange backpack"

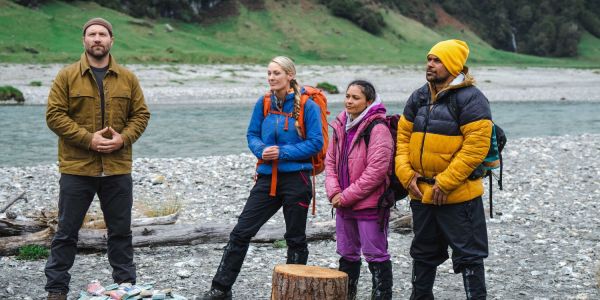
(260, 86), (329, 214)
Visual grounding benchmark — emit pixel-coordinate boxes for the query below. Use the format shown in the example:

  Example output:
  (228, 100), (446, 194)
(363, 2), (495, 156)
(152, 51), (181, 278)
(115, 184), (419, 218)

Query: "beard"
(86, 45), (110, 60)
(426, 72), (450, 85)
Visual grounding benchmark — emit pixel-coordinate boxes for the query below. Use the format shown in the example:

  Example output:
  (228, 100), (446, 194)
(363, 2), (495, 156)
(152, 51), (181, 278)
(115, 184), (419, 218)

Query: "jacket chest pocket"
(68, 89), (95, 127)
(110, 90), (131, 131)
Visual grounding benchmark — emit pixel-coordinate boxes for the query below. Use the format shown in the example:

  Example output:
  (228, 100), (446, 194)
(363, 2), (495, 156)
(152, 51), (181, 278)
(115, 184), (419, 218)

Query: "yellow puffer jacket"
(395, 74), (492, 204)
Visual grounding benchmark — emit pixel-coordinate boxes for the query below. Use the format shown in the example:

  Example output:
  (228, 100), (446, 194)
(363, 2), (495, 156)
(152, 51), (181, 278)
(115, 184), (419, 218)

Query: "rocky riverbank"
(0, 133), (599, 299)
(1, 64), (599, 105)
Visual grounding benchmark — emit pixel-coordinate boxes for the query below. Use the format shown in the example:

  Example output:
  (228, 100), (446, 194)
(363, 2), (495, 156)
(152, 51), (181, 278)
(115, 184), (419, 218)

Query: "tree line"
(383, 0), (600, 57)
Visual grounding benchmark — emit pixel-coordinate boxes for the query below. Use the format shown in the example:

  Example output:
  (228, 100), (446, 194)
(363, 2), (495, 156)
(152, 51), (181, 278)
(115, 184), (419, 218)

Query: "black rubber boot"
(409, 261), (436, 300)
(200, 287), (232, 300)
(286, 247), (309, 265)
(46, 292), (67, 300)
(462, 264), (487, 300)
(207, 240), (248, 299)
(338, 257), (361, 300)
(368, 260), (393, 300)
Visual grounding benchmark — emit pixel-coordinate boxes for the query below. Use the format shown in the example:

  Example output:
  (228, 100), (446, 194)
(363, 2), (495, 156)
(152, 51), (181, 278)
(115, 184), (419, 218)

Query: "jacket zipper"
(419, 97), (431, 177)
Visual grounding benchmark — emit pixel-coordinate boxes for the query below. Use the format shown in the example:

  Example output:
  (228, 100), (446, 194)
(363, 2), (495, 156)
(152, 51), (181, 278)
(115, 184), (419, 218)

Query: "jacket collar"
(79, 52), (120, 76)
(333, 105), (387, 143)
(427, 70), (475, 102)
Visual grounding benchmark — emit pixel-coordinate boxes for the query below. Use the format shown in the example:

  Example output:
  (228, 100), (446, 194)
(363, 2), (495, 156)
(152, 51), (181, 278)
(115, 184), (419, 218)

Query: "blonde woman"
(201, 56), (323, 299)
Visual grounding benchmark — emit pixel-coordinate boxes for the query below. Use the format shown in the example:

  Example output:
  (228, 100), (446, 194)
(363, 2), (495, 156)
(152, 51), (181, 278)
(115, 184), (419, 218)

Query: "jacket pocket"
(110, 91), (131, 131)
(68, 89), (95, 126)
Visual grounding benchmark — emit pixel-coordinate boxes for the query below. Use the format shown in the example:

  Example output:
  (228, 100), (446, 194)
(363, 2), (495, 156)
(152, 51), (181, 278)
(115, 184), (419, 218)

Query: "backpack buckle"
(416, 177), (436, 185)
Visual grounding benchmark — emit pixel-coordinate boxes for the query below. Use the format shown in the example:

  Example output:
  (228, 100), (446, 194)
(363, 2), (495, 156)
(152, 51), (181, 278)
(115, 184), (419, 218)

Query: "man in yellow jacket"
(396, 39), (492, 299)
(44, 18), (150, 300)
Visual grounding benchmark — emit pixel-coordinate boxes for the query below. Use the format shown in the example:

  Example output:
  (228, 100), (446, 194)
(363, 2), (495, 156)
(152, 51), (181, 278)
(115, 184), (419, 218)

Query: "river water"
(0, 101), (598, 166)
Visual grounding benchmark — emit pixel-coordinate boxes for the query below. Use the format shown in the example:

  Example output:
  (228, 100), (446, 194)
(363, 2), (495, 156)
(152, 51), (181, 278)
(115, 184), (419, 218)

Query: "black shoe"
(201, 287), (232, 300)
(368, 260), (393, 300)
(47, 292), (67, 300)
(339, 257), (361, 300)
(286, 247), (309, 265)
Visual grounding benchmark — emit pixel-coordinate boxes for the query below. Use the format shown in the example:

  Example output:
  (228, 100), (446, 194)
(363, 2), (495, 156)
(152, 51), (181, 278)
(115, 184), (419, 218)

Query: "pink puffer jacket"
(325, 109), (394, 210)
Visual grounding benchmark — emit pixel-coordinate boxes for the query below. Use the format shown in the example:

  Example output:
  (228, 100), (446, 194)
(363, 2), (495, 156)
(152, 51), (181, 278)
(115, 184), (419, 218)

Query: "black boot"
(462, 264), (486, 300)
(338, 257), (361, 300)
(409, 261), (436, 300)
(207, 240), (248, 299)
(201, 287), (232, 300)
(368, 260), (393, 300)
(286, 247), (309, 265)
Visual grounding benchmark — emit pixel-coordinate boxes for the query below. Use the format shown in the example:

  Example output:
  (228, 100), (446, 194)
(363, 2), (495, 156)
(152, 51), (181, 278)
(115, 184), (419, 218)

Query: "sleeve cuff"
(82, 132), (93, 150)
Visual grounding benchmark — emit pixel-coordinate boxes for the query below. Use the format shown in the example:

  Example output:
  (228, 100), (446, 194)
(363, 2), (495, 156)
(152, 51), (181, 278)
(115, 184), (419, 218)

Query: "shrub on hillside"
(580, 10), (600, 38)
(380, 0), (437, 26)
(321, 0), (386, 35)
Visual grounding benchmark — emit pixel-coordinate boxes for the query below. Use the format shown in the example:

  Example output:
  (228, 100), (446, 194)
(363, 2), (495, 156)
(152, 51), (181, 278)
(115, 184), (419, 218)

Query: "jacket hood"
(335, 102), (387, 127)
(428, 71), (476, 102)
(333, 102), (387, 146)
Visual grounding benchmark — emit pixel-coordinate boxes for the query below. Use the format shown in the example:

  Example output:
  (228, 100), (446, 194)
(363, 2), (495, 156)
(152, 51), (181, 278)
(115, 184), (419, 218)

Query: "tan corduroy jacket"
(46, 53), (150, 176)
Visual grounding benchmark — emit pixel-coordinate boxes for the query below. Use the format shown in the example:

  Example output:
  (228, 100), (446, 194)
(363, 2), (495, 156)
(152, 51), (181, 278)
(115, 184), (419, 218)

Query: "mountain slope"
(0, 0), (598, 67)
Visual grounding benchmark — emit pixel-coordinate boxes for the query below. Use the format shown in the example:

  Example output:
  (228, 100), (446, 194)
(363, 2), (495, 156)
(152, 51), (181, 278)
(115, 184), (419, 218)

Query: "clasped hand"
(409, 172), (447, 205)
(262, 146), (279, 161)
(90, 127), (124, 154)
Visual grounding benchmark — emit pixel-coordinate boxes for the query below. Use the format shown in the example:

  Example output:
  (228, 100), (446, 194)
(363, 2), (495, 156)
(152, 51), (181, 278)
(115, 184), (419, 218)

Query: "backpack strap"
(488, 173), (493, 218)
(259, 91), (309, 200)
(263, 93), (271, 117)
(360, 119), (387, 146)
(260, 92), (280, 197)
(361, 118), (393, 231)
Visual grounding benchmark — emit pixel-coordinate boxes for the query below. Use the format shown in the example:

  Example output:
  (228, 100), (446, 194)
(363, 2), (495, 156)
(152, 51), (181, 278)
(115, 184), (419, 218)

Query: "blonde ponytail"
(290, 78), (302, 135)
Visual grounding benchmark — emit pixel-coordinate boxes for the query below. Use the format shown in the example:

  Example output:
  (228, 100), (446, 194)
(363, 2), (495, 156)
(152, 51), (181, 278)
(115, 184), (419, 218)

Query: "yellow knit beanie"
(428, 39), (469, 76)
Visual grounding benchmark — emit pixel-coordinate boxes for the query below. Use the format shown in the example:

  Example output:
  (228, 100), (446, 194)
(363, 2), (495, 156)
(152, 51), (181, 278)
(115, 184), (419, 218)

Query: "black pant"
(410, 197), (488, 273)
(212, 171), (312, 291)
(45, 174), (136, 293)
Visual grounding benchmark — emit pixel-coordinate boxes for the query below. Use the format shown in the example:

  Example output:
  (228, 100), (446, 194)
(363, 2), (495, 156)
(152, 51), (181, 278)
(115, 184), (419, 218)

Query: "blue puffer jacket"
(247, 89), (323, 175)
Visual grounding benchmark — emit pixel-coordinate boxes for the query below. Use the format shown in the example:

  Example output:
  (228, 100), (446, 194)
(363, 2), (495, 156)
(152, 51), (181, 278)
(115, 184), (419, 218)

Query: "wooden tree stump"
(271, 264), (348, 300)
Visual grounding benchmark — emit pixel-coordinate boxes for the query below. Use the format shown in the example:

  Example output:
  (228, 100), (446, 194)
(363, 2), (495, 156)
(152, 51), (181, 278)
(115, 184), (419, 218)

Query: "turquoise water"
(1, 101), (598, 166)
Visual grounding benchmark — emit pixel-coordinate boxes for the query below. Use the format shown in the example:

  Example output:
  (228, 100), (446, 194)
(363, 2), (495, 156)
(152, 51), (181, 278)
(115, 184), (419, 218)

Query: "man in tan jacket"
(44, 17), (150, 300)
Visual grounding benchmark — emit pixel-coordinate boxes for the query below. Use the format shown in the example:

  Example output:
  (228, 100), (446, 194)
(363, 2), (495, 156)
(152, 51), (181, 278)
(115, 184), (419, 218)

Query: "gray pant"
(44, 174), (136, 293)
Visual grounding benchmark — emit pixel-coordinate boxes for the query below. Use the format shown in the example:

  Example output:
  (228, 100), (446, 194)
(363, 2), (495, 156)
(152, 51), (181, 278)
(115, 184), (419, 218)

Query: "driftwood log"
(0, 191), (27, 213)
(271, 264), (348, 300)
(0, 209), (412, 256)
(0, 218), (47, 236)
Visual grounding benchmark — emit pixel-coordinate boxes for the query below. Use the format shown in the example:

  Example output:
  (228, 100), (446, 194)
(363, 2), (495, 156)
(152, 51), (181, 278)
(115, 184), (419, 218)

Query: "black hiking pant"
(45, 174), (136, 293)
(409, 196), (488, 299)
(211, 171), (312, 292)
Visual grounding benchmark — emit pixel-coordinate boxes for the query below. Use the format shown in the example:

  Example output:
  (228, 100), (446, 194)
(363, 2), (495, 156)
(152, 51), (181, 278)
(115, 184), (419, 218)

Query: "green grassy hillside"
(0, 0), (599, 67)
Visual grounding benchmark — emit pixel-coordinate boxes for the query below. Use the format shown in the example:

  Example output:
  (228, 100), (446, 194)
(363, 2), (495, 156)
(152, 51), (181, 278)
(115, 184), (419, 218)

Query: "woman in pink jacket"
(325, 80), (394, 300)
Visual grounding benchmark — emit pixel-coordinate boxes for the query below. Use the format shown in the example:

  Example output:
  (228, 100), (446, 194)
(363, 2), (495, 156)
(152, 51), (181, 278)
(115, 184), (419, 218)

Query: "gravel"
(0, 133), (599, 299)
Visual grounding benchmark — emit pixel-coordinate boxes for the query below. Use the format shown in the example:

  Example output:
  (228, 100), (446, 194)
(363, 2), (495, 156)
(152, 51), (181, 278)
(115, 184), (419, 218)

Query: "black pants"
(44, 174), (136, 293)
(410, 197), (488, 273)
(212, 171), (312, 291)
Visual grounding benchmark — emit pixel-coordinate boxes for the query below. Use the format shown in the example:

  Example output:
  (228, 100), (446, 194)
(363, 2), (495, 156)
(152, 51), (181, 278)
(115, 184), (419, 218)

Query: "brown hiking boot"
(47, 292), (67, 300)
